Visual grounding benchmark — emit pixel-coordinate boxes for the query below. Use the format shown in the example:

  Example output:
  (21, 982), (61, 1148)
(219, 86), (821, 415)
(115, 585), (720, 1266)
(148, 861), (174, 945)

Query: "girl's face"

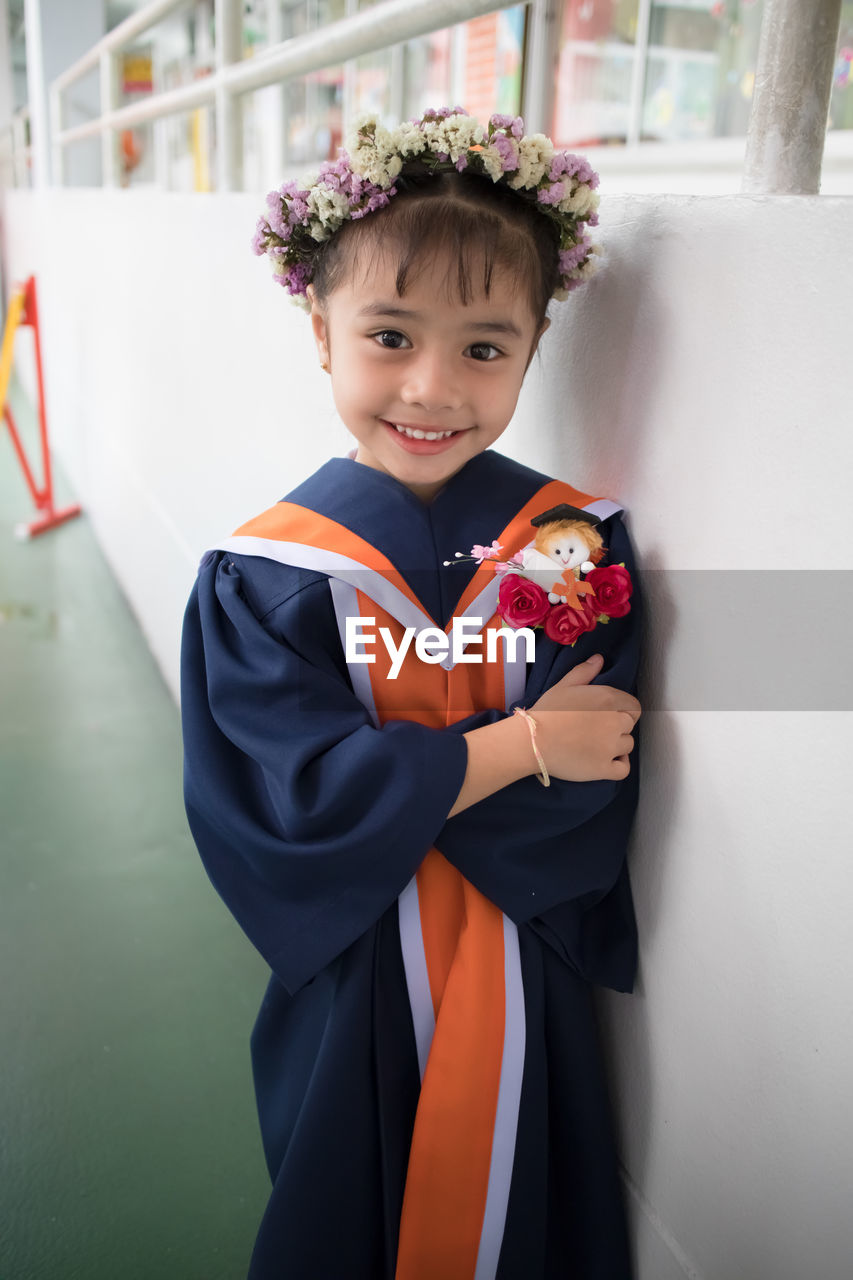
(309, 250), (547, 503)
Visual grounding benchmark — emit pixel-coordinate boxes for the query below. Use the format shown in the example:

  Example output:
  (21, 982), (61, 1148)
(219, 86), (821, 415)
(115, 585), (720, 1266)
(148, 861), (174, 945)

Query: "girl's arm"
(448, 653), (639, 817)
(433, 511), (643, 938)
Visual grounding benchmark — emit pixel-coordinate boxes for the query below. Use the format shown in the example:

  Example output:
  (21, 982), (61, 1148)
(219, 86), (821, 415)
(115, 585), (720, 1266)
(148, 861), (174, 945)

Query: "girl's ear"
(307, 285), (330, 367)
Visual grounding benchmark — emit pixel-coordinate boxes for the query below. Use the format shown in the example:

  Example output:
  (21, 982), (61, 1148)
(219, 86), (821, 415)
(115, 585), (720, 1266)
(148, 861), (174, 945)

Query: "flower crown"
(252, 107), (601, 309)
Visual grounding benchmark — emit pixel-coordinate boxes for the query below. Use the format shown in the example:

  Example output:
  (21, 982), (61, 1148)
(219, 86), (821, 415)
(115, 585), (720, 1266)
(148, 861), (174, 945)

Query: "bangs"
(312, 170), (560, 320)
(350, 197), (544, 308)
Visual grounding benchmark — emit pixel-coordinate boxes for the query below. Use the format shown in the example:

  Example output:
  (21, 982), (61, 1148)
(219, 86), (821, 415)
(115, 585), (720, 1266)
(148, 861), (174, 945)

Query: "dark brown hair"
(311, 166), (561, 325)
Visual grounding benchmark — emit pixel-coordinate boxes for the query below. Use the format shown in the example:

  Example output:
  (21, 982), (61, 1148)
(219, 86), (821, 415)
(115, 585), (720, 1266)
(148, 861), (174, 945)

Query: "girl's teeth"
(393, 424), (455, 440)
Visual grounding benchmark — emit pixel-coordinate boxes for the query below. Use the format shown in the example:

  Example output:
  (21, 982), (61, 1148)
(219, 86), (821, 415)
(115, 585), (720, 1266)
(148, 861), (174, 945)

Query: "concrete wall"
(2, 185), (851, 1279)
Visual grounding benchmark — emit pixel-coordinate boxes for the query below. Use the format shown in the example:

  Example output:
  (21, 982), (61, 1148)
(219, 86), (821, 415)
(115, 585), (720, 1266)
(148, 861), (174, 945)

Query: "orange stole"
(233, 477), (598, 1276)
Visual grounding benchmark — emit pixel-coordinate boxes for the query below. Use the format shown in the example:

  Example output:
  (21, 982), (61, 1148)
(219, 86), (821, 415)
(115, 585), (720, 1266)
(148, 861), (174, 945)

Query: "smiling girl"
(181, 109), (642, 1279)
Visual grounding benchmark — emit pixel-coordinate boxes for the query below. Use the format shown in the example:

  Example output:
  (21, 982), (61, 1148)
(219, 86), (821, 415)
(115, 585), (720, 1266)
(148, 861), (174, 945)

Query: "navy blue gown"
(181, 449), (640, 1278)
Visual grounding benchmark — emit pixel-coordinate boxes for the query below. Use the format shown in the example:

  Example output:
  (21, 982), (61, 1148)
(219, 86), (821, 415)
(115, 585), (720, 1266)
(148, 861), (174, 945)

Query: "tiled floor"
(0, 385), (270, 1279)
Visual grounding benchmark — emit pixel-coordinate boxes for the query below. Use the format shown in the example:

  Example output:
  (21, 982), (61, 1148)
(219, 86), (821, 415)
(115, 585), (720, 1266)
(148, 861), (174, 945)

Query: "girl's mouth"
(382, 420), (464, 454)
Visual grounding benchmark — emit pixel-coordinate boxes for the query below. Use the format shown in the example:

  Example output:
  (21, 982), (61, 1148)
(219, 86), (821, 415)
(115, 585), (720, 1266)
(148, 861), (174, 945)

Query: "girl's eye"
(467, 343), (501, 362)
(373, 330), (411, 350)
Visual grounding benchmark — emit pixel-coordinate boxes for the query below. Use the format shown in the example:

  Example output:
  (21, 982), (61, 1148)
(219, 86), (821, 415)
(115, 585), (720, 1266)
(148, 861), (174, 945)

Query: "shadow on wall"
(538, 201), (667, 498)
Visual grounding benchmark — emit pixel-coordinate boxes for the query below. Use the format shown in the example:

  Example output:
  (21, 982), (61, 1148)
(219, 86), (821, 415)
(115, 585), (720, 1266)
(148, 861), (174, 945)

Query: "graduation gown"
(181, 449), (641, 1279)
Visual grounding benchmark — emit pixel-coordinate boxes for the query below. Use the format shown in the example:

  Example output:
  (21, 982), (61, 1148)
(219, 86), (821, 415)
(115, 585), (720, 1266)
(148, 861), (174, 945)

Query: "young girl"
(181, 109), (642, 1280)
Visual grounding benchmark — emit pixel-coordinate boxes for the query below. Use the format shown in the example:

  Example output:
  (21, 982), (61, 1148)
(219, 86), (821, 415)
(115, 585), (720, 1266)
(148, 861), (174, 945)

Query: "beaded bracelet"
(512, 706), (550, 788)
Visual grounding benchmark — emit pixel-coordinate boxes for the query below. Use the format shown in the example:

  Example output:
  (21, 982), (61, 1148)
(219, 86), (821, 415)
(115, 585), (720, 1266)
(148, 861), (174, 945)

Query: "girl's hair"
(311, 166), (561, 325)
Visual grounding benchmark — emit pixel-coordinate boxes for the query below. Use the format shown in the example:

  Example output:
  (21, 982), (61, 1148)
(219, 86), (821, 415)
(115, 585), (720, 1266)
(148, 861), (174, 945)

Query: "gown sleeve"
(181, 553), (467, 995)
(433, 513), (642, 988)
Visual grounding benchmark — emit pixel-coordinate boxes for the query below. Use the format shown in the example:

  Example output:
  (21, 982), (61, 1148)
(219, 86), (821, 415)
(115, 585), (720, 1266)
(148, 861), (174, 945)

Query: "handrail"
(51, 0), (188, 95)
(53, 0), (523, 146)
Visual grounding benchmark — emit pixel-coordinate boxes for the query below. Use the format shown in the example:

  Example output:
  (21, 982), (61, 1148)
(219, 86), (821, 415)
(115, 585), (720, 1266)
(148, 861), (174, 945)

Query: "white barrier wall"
(3, 186), (851, 1280)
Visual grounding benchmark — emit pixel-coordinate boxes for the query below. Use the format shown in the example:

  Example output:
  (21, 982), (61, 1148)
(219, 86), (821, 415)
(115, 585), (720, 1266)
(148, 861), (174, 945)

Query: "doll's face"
(535, 524), (593, 569)
(308, 249), (547, 503)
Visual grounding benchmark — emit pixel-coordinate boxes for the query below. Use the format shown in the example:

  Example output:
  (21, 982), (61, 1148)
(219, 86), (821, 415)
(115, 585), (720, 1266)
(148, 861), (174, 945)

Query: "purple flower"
(284, 261), (312, 296)
(492, 134), (518, 172)
(548, 152), (600, 190)
(366, 191), (391, 213)
(264, 199), (290, 240)
(548, 155), (569, 181)
(423, 106), (466, 121)
(558, 238), (591, 274)
(490, 113), (524, 138)
(288, 194), (310, 225)
(456, 154), (468, 171)
(251, 216), (270, 255)
(537, 183), (565, 205)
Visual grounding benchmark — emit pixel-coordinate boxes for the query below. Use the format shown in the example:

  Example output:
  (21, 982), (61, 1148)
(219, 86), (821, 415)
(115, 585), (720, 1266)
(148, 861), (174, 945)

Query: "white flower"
(441, 116), (485, 159)
(558, 183), (598, 218)
(421, 114), (484, 161)
(507, 133), (554, 189)
(308, 220), (332, 242)
(308, 185), (350, 227)
(346, 112), (382, 153)
(389, 121), (427, 156)
(479, 145), (504, 182)
(573, 251), (601, 281)
(347, 114), (400, 185)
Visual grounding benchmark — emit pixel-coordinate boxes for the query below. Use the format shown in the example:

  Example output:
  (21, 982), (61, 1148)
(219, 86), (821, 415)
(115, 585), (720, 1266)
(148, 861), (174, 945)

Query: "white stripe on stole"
(211, 536), (435, 636)
(583, 497), (623, 522)
(474, 915), (526, 1280)
(327, 578), (380, 728)
(397, 877), (435, 1081)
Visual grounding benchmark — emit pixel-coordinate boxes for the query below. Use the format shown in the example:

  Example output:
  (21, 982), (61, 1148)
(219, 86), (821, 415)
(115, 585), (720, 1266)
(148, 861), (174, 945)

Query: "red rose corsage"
(446, 502), (633, 647)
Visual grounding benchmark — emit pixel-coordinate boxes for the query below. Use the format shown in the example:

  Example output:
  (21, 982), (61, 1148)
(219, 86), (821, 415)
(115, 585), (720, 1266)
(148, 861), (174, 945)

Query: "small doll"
(516, 504), (605, 609)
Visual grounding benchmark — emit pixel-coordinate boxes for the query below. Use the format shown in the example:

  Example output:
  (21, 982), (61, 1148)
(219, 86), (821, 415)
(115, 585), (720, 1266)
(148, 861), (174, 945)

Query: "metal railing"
(47, 0), (547, 192)
(1, 107), (32, 188)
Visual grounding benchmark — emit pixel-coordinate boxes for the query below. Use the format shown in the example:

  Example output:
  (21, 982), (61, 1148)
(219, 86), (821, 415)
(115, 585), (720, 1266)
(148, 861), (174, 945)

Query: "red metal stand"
(2, 276), (82, 539)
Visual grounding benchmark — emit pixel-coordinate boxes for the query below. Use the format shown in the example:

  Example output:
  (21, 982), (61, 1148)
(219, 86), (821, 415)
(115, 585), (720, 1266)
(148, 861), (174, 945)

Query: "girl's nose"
(400, 351), (462, 412)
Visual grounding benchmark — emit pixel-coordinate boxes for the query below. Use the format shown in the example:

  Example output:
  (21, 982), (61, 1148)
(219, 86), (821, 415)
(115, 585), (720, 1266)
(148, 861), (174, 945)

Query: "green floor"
(0, 388), (270, 1280)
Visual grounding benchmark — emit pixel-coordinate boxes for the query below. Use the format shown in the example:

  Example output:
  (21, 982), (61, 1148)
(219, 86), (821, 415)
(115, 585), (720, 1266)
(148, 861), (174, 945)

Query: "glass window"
(551, 0), (767, 148)
(242, 0), (345, 189)
(644, 0), (763, 142)
(402, 9), (525, 126)
(403, 29), (455, 121)
(552, 0), (640, 147)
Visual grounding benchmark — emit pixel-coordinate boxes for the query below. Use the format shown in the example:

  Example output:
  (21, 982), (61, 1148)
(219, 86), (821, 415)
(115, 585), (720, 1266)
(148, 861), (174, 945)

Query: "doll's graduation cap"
(530, 503), (601, 529)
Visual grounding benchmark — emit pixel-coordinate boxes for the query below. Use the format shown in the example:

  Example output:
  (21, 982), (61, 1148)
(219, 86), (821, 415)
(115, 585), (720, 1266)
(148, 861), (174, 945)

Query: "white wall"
(2, 185), (852, 1279)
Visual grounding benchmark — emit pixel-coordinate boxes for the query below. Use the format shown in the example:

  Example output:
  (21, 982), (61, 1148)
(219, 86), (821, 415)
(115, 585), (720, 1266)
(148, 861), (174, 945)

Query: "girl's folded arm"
(435, 514), (643, 920)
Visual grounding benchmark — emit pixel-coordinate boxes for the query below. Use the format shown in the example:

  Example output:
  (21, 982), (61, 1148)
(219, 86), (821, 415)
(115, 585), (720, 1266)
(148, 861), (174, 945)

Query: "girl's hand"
(529, 654), (641, 783)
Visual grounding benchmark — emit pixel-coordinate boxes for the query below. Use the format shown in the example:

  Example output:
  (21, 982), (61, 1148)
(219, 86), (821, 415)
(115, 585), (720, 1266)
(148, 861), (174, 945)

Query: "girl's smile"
(381, 420), (467, 453)
(309, 251), (547, 502)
